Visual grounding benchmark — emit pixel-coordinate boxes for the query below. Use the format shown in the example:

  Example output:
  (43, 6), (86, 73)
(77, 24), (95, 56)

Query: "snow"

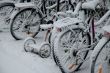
(73, 2), (81, 15)
(102, 25), (110, 33)
(95, 10), (110, 26)
(54, 17), (82, 28)
(82, 0), (100, 10)
(40, 24), (53, 29)
(15, 2), (35, 8)
(90, 37), (109, 61)
(0, 32), (61, 73)
(0, 31), (90, 73)
(0, 0), (107, 73)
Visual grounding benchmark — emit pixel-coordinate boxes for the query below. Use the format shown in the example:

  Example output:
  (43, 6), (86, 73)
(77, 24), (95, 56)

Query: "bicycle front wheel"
(91, 37), (110, 73)
(10, 8), (42, 40)
(53, 28), (91, 73)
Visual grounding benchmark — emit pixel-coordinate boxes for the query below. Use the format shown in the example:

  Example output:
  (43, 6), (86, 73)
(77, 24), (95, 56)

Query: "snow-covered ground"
(0, 31), (91, 73)
(0, 0), (95, 73)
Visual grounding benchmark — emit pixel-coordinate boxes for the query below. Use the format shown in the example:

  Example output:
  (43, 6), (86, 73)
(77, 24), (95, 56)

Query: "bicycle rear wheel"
(10, 8), (42, 40)
(53, 28), (91, 73)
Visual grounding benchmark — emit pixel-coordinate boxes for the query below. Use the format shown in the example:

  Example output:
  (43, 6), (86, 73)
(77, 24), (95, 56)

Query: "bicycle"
(22, 0), (77, 58)
(0, 0), (32, 31)
(90, 19), (110, 73)
(52, 0), (109, 73)
(10, 0), (75, 40)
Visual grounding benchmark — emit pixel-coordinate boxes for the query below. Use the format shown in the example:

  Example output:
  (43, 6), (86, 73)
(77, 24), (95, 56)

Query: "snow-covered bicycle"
(10, 0), (75, 40)
(52, 0), (109, 72)
(90, 11), (110, 73)
(23, 9), (76, 58)
(0, 0), (32, 31)
(22, 0), (86, 58)
(90, 24), (110, 73)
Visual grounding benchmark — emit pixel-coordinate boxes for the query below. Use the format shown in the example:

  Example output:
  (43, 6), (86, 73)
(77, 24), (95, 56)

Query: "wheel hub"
(73, 50), (78, 57)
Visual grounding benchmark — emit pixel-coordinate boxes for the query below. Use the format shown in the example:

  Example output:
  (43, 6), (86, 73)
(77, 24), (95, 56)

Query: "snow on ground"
(0, 0), (92, 72)
(0, 31), (91, 73)
(0, 31), (61, 73)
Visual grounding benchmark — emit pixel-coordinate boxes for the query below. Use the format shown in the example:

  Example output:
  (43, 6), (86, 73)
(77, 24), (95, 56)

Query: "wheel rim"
(24, 38), (36, 52)
(11, 9), (41, 40)
(93, 40), (110, 73)
(40, 44), (51, 58)
(55, 29), (90, 72)
(0, 5), (14, 25)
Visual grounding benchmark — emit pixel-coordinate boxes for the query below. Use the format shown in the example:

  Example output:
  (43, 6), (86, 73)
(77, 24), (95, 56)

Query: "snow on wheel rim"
(54, 29), (90, 73)
(24, 37), (36, 52)
(54, 31), (79, 72)
(39, 42), (51, 58)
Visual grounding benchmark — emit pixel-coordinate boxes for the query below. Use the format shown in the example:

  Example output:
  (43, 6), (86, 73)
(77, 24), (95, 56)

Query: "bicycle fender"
(90, 37), (109, 61)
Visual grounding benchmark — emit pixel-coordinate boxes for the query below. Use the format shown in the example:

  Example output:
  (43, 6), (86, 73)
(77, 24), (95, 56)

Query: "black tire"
(48, 33), (52, 44)
(91, 38), (110, 73)
(0, 2), (15, 25)
(10, 8), (42, 40)
(53, 28), (91, 73)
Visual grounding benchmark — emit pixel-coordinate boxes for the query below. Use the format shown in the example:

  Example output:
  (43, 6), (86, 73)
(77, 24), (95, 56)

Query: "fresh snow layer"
(54, 17), (82, 28)
(0, 31), (90, 73)
(82, 0), (100, 10)
(15, 2), (35, 8)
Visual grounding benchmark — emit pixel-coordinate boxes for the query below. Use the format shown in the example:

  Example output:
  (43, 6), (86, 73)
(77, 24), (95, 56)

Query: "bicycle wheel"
(39, 42), (51, 58)
(24, 37), (36, 52)
(91, 38), (110, 73)
(10, 8), (42, 40)
(53, 28), (91, 73)
(0, 2), (15, 26)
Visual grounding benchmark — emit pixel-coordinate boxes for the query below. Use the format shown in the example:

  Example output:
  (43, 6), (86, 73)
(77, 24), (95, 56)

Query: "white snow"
(82, 0), (100, 10)
(102, 25), (110, 33)
(0, 32), (61, 73)
(54, 17), (82, 28)
(0, 0), (107, 73)
(95, 10), (110, 26)
(90, 37), (109, 61)
(40, 24), (53, 29)
(0, 31), (90, 73)
(15, 2), (35, 8)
